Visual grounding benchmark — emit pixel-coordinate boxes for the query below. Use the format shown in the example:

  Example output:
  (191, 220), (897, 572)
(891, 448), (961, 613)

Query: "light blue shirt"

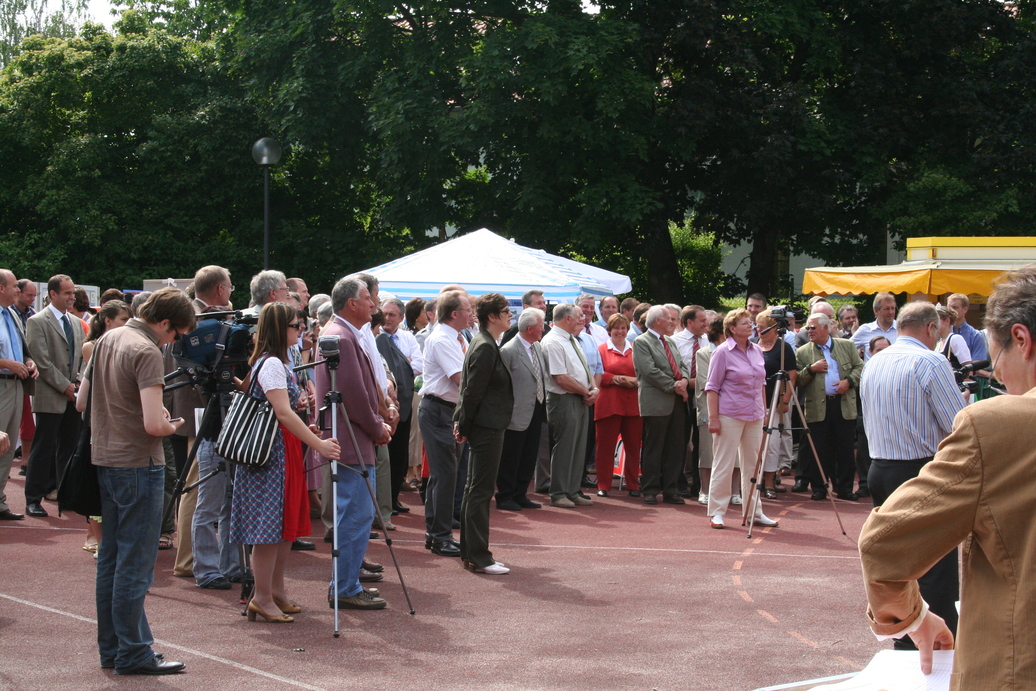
(820, 337), (841, 395)
(953, 321), (988, 362)
(853, 320), (898, 361)
(0, 308), (23, 374)
(860, 336), (965, 460)
(577, 331), (604, 377)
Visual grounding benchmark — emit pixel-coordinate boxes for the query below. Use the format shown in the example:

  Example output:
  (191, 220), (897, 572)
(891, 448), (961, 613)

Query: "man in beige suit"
(0, 269), (37, 520)
(859, 264), (1036, 688)
(24, 274), (83, 517)
(633, 305), (689, 505)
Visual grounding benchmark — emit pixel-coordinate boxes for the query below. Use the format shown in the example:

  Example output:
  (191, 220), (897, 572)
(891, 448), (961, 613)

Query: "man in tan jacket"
(859, 265), (1036, 688)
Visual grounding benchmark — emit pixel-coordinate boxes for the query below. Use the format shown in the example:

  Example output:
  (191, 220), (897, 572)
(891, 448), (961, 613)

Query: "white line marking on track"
(393, 540), (862, 560)
(0, 592), (330, 691)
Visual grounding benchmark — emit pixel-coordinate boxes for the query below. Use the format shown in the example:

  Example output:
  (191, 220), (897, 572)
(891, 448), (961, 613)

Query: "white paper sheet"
(810, 650), (954, 691)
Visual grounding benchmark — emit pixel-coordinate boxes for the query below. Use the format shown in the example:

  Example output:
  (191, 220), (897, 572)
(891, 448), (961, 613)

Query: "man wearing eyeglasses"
(794, 312), (863, 501)
(858, 301), (964, 656)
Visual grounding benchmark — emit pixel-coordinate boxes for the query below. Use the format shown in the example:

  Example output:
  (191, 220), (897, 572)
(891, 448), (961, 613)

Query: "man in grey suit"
(633, 305), (690, 505)
(496, 307), (547, 511)
(24, 274), (84, 517)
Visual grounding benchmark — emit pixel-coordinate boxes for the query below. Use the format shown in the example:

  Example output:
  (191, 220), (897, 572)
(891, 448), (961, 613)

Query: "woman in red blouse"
(595, 314), (642, 497)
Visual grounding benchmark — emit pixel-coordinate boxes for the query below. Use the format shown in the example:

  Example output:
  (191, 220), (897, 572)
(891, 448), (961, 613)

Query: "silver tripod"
(743, 324), (847, 539)
(317, 336), (415, 637)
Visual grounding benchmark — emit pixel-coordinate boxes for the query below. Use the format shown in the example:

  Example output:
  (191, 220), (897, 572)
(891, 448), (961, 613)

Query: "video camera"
(953, 359), (990, 394)
(164, 310), (257, 395)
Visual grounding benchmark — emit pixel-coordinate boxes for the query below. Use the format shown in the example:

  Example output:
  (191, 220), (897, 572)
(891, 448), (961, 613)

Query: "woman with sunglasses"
(229, 303), (340, 623)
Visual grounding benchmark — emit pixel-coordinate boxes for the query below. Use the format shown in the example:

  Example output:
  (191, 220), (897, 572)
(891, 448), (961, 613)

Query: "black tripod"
(162, 366), (254, 606)
(742, 322), (847, 539)
(315, 336), (415, 637)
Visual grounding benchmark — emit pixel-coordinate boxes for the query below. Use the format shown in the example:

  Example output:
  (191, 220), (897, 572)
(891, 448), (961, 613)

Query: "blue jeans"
(330, 465), (375, 598)
(96, 461), (164, 671)
(191, 439), (242, 586)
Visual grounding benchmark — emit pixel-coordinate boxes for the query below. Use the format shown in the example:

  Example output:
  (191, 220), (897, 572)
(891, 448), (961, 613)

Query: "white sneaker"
(731, 494), (742, 506)
(710, 515), (725, 529)
(754, 513), (779, 527)
(473, 563), (510, 575)
(697, 493), (709, 506)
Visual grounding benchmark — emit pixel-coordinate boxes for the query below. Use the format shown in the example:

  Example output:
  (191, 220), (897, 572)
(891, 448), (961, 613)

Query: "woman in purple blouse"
(704, 308), (779, 530)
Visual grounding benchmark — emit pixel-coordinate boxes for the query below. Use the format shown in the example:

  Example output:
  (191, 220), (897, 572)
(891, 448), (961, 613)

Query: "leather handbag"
(57, 345), (102, 517)
(215, 355), (278, 469)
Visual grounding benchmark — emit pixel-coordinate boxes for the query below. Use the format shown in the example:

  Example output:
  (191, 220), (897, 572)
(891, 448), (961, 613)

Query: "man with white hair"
(794, 312), (863, 500)
(246, 270), (289, 313)
(543, 303), (597, 508)
(633, 305), (689, 504)
(795, 300), (835, 346)
(496, 308), (548, 510)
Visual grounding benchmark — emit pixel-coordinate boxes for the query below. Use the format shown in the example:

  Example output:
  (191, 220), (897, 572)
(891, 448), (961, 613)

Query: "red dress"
(595, 341), (643, 491)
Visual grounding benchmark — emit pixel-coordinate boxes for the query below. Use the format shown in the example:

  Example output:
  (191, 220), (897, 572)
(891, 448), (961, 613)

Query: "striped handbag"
(215, 355), (278, 469)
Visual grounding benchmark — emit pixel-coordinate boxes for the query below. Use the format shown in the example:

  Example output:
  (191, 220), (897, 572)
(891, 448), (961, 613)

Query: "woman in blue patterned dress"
(230, 303), (340, 623)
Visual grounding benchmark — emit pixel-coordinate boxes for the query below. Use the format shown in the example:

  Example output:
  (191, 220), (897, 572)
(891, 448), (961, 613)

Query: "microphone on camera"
(958, 359), (990, 375)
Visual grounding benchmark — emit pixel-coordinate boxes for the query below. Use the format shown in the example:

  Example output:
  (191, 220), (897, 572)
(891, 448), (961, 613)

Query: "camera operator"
(184, 266), (246, 588)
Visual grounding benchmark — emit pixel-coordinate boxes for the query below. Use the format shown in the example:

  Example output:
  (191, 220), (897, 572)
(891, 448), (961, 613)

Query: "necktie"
(570, 335), (592, 384)
(661, 335), (682, 380)
(690, 338), (700, 379)
(61, 314), (76, 378)
(585, 324), (591, 335)
(530, 345), (544, 404)
(457, 332), (467, 354)
(390, 332), (399, 348)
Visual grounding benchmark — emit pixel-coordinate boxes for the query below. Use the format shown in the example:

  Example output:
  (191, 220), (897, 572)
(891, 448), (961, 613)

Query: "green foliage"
(0, 0), (88, 67)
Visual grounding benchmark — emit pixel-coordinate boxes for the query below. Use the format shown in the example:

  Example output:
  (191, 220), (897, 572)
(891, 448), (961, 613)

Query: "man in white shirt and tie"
(673, 305), (708, 500)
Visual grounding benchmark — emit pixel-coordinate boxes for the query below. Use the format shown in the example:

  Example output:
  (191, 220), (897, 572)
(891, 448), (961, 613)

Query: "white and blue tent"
(363, 228), (632, 302)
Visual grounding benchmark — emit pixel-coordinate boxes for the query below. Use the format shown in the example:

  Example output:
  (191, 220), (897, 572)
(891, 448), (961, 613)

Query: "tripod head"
(318, 335), (341, 370)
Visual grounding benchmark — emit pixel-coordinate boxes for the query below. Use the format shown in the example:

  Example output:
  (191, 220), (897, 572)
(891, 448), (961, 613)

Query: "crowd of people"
(0, 263), (1010, 681)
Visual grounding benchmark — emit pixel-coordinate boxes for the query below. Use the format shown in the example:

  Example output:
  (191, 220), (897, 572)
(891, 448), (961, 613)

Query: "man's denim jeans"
(96, 461), (164, 671)
(192, 439), (242, 586)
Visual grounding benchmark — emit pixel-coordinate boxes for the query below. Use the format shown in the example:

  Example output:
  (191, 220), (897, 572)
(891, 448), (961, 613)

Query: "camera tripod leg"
(744, 383), (784, 536)
(789, 393), (848, 537)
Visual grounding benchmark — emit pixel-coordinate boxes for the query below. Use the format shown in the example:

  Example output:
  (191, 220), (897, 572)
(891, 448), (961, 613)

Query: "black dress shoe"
(25, 502), (48, 517)
(514, 497), (541, 509)
(855, 486), (871, 498)
(497, 499), (523, 511)
(791, 481), (809, 493)
(596, 490), (608, 497)
(392, 504), (411, 514)
(115, 657), (185, 675)
(811, 489), (827, 501)
(628, 490), (642, 498)
(836, 491), (858, 501)
(291, 539), (315, 551)
(0, 509), (23, 520)
(663, 495), (686, 505)
(430, 540), (461, 557)
(678, 489), (695, 499)
(199, 576), (232, 590)
(643, 495), (659, 505)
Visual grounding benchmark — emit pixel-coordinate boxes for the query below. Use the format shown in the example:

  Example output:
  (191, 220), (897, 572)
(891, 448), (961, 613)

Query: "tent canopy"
(803, 237), (1036, 298)
(363, 228), (631, 302)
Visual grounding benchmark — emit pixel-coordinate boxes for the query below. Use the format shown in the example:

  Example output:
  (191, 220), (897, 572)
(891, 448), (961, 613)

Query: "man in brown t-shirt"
(77, 287), (195, 676)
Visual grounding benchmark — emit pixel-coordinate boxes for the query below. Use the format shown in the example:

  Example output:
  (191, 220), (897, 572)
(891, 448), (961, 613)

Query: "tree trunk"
(642, 214), (685, 304)
(745, 226), (779, 300)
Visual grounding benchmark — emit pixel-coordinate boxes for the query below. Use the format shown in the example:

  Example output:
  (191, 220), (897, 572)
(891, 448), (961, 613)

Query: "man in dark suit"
(454, 293), (514, 574)
(633, 305), (690, 505)
(497, 307), (547, 511)
(501, 289), (548, 345)
(313, 277), (392, 610)
(0, 269), (38, 520)
(376, 297), (418, 515)
(24, 274), (83, 517)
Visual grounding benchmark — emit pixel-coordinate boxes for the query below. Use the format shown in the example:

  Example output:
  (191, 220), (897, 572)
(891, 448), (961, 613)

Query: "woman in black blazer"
(454, 293), (514, 574)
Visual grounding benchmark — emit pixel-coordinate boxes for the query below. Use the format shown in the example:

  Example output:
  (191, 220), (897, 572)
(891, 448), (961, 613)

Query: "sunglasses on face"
(287, 322), (304, 330)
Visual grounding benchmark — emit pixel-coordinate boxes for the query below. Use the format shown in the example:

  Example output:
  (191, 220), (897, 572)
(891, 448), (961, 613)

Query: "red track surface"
(0, 474), (886, 690)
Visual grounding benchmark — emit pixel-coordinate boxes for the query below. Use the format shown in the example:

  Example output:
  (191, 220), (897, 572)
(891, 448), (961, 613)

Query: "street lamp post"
(251, 137), (282, 270)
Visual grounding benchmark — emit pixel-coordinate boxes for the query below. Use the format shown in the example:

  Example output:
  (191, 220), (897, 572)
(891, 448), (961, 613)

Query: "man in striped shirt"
(860, 301), (965, 651)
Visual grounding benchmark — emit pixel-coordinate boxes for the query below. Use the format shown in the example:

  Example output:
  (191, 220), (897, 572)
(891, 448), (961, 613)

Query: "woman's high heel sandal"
(247, 600), (294, 623)
(273, 597), (301, 614)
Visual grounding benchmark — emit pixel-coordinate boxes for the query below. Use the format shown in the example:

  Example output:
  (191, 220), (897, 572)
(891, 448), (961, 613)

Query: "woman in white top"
(935, 304), (972, 370)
